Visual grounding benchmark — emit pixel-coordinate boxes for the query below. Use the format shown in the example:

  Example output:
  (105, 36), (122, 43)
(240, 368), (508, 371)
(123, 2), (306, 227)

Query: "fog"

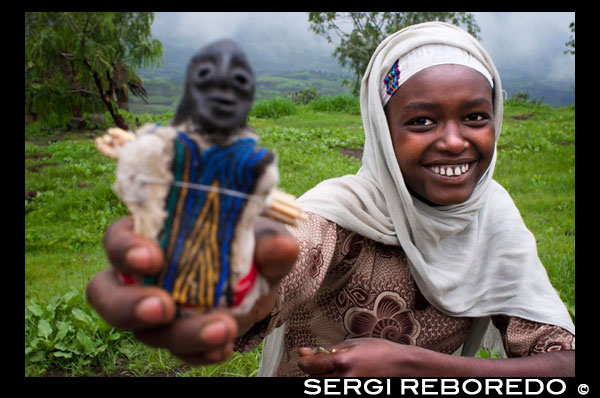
(149, 12), (575, 104)
(152, 12), (328, 48)
(473, 12), (575, 83)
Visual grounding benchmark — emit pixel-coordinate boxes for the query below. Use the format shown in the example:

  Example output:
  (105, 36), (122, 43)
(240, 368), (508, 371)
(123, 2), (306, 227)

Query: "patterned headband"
(381, 43), (494, 106)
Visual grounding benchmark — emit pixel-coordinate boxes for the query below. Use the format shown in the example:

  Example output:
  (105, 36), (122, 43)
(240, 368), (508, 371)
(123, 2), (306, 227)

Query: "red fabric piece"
(120, 272), (136, 285)
(233, 258), (258, 307)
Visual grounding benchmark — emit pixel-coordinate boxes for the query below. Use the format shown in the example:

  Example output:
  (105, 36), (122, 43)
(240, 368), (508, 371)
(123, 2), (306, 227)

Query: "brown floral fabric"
(492, 315), (575, 358)
(234, 212), (575, 376)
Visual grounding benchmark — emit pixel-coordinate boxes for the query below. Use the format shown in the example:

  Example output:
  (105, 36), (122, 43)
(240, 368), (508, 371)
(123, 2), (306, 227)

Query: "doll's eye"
(195, 63), (214, 82)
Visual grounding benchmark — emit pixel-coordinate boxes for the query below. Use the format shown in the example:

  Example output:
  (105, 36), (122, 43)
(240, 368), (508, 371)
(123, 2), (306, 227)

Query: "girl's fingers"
(103, 217), (165, 276)
(86, 267), (176, 330)
(135, 312), (238, 357)
(253, 218), (299, 287)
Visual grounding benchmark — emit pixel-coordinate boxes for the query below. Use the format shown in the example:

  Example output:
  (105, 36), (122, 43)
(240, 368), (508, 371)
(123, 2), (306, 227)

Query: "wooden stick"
(270, 199), (300, 218)
(262, 208), (300, 226)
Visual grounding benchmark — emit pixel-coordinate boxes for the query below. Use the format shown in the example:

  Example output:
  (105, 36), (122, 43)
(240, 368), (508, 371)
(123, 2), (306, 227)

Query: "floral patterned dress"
(235, 213), (575, 377)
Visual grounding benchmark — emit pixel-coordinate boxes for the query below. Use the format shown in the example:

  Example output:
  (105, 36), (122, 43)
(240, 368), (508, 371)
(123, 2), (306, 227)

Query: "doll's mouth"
(207, 95), (237, 114)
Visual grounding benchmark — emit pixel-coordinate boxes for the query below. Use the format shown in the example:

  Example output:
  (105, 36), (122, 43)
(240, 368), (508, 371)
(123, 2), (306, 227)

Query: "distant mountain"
(139, 13), (574, 107)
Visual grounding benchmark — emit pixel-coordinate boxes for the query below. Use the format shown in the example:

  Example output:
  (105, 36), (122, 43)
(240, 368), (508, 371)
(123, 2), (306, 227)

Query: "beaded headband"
(381, 43), (494, 106)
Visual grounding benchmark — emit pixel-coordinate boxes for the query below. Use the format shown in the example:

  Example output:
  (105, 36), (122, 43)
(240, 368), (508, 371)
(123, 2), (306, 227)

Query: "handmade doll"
(96, 40), (303, 316)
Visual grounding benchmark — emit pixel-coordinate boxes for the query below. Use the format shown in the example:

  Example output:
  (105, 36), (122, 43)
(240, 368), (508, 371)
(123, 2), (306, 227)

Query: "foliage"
(476, 348), (501, 359)
(25, 288), (141, 376)
(564, 21), (575, 55)
(25, 12), (162, 129)
(506, 91), (544, 106)
(250, 97), (297, 119)
(286, 86), (322, 105)
(307, 94), (360, 114)
(308, 12), (480, 94)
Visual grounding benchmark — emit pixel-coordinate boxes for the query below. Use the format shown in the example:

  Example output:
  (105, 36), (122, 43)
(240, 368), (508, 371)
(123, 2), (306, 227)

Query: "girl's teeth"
(430, 163), (470, 176)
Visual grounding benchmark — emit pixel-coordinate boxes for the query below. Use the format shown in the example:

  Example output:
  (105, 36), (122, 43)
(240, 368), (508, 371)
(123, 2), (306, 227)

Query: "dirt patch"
(510, 113), (534, 120)
(26, 153), (53, 161)
(26, 129), (101, 146)
(26, 153), (58, 172)
(340, 148), (363, 160)
(26, 190), (37, 202)
(27, 162), (60, 172)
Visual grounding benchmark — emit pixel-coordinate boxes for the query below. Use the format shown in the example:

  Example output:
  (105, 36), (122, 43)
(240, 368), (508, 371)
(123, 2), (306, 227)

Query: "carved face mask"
(176, 39), (256, 134)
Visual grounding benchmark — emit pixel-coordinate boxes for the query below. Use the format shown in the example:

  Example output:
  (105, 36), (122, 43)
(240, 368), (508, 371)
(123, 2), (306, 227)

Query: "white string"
(137, 175), (266, 203)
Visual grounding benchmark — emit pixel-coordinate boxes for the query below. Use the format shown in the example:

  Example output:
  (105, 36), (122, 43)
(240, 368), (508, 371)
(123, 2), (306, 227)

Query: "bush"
(25, 288), (140, 375)
(286, 86), (322, 105)
(506, 90), (544, 106)
(308, 94), (360, 114)
(250, 97), (297, 119)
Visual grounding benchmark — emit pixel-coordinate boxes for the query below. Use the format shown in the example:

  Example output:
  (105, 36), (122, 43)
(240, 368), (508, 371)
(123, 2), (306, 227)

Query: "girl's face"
(385, 64), (495, 206)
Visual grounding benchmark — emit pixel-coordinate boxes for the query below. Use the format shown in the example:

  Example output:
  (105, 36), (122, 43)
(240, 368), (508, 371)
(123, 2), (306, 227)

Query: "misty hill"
(136, 13), (574, 109)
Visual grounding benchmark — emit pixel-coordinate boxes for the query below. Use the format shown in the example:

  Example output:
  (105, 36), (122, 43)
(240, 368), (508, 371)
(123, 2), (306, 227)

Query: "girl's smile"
(385, 64), (495, 206)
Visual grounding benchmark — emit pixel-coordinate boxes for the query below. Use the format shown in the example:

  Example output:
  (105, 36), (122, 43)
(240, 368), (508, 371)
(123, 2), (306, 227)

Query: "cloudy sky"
(472, 12), (574, 82)
(151, 12), (574, 77)
(150, 12), (575, 102)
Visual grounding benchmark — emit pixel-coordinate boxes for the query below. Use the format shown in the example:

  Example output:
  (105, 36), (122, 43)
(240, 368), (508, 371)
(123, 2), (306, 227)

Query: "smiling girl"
(249, 21), (575, 376)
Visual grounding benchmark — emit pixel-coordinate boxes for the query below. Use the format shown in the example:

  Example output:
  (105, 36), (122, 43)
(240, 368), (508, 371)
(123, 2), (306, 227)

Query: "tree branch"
(70, 88), (99, 96)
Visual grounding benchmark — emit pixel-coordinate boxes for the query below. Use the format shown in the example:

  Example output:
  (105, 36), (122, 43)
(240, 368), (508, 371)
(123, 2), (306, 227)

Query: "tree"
(564, 21), (575, 55)
(308, 12), (480, 94)
(25, 12), (162, 130)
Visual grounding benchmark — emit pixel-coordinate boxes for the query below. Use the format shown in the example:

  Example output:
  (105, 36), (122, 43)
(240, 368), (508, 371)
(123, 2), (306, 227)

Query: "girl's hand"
(86, 216), (298, 365)
(298, 338), (576, 377)
(298, 338), (433, 377)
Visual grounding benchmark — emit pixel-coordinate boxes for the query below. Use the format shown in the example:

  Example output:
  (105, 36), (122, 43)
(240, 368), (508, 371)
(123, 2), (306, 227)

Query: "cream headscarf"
(298, 22), (574, 348)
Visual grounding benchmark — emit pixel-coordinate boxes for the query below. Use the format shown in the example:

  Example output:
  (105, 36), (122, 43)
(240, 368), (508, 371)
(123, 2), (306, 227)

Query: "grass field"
(25, 97), (575, 376)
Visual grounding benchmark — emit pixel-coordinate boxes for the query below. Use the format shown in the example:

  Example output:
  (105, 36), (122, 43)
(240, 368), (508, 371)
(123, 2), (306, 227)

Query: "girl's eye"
(408, 117), (433, 126)
(464, 113), (486, 122)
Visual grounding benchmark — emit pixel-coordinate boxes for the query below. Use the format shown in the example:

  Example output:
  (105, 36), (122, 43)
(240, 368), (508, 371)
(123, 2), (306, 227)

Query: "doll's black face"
(182, 40), (255, 134)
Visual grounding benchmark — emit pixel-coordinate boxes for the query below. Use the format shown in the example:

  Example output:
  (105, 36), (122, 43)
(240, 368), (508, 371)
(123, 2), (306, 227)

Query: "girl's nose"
(436, 121), (469, 154)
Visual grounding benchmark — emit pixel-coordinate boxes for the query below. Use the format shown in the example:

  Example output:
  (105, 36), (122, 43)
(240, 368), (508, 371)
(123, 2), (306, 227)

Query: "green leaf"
(57, 340), (81, 355)
(37, 318), (53, 339)
(76, 330), (96, 354)
(28, 337), (40, 349)
(29, 351), (46, 362)
(53, 351), (73, 358)
(54, 341), (69, 351)
(477, 348), (490, 359)
(54, 321), (70, 342)
(27, 301), (44, 317)
(62, 289), (80, 306)
(46, 295), (62, 314)
(72, 307), (93, 325)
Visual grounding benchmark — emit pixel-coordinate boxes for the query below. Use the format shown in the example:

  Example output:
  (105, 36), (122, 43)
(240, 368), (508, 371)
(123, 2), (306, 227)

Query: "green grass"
(25, 98), (574, 376)
(494, 102), (575, 309)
